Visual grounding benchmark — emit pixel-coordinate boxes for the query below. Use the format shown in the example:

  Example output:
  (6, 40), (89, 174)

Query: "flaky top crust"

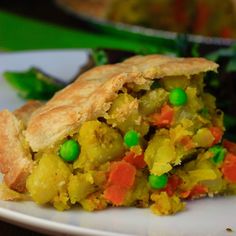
(25, 55), (218, 151)
(13, 100), (42, 127)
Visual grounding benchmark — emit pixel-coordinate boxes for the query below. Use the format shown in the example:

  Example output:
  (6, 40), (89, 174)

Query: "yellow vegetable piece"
(202, 93), (216, 114)
(175, 154), (226, 194)
(191, 74), (205, 92)
(124, 171), (149, 207)
(80, 192), (108, 211)
(139, 88), (168, 115)
(161, 76), (190, 91)
(193, 128), (214, 147)
(144, 131), (176, 176)
(74, 120), (125, 170)
(26, 154), (71, 205)
(68, 173), (96, 204)
(150, 192), (185, 215)
(151, 162), (172, 176)
(169, 124), (193, 143)
(185, 87), (204, 112)
(188, 169), (217, 182)
(53, 192), (70, 211)
(106, 93), (149, 135)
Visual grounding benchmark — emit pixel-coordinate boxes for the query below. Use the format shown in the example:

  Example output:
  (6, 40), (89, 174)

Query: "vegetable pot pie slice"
(1, 54), (234, 215)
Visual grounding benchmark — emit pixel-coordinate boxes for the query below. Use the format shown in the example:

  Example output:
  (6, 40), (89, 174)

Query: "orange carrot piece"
(180, 136), (194, 150)
(221, 153), (236, 183)
(151, 104), (174, 128)
(189, 184), (208, 198)
(209, 127), (223, 146)
(108, 161), (136, 188)
(181, 190), (191, 199)
(104, 161), (136, 205)
(181, 184), (207, 199)
(164, 175), (182, 197)
(223, 140), (236, 155)
(123, 152), (146, 169)
(104, 185), (127, 205)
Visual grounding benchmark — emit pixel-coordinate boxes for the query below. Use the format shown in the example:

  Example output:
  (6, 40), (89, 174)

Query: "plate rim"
(0, 202), (129, 236)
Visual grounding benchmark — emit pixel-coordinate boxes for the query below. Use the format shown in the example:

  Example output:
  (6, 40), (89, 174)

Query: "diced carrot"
(164, 175), (182, 197)
(221, 153), (236, 183)
(223, 140), (236, 155)
(180, 136), (194, 150)
(189, 184), (208, 198)
(181, 184), (207, 199)
(123, 152), (146, 169)
(151, 104), (174, 128)
(107, 161), (136, 189)
(104, 161), (136, 205)
(209, 127), (223, 146)
(181, 190), (191, 199)
(104, 185), (127, 205)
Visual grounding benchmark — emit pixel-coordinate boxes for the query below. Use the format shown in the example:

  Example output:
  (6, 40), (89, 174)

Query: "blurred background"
(1, 0), (236, 52)
(1, 1), (236, 235)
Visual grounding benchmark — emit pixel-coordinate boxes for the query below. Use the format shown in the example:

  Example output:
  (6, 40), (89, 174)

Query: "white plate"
(0, 50), (236, 236)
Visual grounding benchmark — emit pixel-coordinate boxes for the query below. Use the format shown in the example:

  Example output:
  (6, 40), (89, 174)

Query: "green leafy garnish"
(3, 68), (65, 100)
(92, 49), (108, 66)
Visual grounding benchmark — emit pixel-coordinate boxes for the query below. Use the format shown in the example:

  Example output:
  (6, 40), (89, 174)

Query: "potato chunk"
(106, 93), (149, 135)
(68, 173), (96, 204)
(161, 76), (190, 91)
(68, 170), (107, 204)
(74, 120), (125, 170)
(26, 154), (71, 205)
(139, 88), (168, 115)
(144, 131), (176, 176)
(124, 171), (149, 207)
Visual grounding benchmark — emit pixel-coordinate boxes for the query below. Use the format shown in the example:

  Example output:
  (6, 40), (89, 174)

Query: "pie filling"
(25, 74), (235, 215)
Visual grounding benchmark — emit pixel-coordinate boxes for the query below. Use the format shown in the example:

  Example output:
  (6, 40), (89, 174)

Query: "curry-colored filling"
(25, 73), (235, 215)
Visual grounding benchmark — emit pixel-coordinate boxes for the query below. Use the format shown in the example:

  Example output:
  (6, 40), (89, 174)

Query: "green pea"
(59, 139), (80, 162)
(169, 88), (187, 106)
(209, 145), (226, 165)
(148, 174), (168, 189)
(124, 130), (140, 148)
